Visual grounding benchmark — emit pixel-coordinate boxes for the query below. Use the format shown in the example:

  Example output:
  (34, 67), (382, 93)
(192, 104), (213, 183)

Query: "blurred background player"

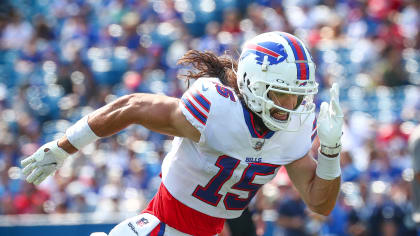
(21, 32), (343, 235)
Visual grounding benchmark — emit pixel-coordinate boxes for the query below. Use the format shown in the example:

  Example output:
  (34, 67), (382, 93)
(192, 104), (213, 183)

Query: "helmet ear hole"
(244, 74), (252, 93)
(244, 73), (250, 86)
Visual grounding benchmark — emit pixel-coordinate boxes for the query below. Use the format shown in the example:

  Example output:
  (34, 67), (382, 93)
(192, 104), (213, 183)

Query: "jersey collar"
(241, 102), (275, 139)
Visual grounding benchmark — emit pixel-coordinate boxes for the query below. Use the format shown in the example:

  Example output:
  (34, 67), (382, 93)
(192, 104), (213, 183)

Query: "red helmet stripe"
(279, 33), (310, 80)
(245, 43), (280, 58)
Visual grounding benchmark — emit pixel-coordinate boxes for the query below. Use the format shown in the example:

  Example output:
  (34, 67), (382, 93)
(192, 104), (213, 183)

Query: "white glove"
(317, 83), (344, 155)
(21, 141), (70, 185)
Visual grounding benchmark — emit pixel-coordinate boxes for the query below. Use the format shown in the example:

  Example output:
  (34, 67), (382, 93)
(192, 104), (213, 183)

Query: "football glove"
(21, 140), (70, 185)
(317, 83), (344, 155)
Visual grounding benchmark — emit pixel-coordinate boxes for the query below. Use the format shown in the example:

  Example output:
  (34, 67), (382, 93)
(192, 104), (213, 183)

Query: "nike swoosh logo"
(202, 84), (208, 91)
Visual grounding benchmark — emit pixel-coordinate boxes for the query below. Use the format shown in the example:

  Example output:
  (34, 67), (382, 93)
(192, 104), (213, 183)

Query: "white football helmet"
(237, 31), (318, 132)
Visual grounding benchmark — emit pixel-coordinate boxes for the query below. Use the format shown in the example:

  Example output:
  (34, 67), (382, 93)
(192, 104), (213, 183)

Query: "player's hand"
(317, 83), (344, 155)
(21, 140), (70, 185)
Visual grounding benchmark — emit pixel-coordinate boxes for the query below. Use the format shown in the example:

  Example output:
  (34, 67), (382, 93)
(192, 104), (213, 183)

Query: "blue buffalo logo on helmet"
(240, 41), (288, 66)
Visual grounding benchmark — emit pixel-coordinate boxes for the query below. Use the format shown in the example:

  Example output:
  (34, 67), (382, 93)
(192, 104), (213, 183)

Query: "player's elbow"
(308, 204), (334, 216)
(305, 194), (337, 216)
(307, 195), (338, 216)
(303, 194), (334, 216)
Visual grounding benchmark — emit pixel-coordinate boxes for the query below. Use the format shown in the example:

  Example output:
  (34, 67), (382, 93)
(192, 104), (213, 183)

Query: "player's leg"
(108, 213), (193, 236)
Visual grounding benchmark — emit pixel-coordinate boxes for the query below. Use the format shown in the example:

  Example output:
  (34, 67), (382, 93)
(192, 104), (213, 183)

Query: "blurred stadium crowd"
(0, 0), (419, 235)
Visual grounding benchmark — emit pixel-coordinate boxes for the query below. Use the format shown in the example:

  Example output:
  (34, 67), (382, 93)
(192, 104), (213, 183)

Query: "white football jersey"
(161, 77), (316, 219)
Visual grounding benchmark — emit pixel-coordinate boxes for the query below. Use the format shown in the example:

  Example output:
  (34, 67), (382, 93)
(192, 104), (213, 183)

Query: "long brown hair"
(178, 50), (270, 132)
(177, 50), (240, 97)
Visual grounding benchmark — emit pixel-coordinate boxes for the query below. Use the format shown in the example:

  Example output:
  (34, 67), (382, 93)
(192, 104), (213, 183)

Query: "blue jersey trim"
(311, 117), (317, 142)
(181, 98), (207, 125)
(191, 89), (211, 112)
(241, 103), (275, 139)
(311, 130), (317, 142)
(157, 223), (165, 236)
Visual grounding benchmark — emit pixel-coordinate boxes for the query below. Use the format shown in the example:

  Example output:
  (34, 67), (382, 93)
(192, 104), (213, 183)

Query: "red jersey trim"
(142, 183), (224, 236)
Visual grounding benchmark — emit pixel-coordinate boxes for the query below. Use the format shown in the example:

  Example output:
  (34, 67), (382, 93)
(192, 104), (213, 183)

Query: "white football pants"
(108, 213), (192, 236)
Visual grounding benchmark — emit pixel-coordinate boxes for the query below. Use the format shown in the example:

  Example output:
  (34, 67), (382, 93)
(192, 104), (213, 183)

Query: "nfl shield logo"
(253, 141), (264, 151)
(136, 217), (149, 227)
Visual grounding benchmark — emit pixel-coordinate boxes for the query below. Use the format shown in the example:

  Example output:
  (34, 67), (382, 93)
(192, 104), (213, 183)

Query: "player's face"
(268, 91), (299, 121)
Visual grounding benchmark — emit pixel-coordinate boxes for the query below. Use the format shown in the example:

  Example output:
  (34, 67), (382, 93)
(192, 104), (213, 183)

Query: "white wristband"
(316, 149), (341, 180)
(66, 116), (100, 150)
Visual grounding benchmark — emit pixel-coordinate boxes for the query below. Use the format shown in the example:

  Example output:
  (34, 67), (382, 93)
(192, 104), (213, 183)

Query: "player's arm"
(285, 152), (341, 216)
(60, 93), (200, 154)
(21, 93), (200, 184)
(285, 83), (343, 216)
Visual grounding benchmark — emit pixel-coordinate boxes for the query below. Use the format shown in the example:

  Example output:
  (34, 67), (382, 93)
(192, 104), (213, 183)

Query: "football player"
(21, 32), (343, 236)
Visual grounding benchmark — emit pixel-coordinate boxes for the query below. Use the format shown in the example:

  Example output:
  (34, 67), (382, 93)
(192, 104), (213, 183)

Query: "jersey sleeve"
(179, 78), (215, 140)
(311, 116), (318, 144)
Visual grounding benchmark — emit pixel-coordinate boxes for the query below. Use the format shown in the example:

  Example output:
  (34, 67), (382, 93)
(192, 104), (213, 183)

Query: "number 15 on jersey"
(192, 155), (279, 210)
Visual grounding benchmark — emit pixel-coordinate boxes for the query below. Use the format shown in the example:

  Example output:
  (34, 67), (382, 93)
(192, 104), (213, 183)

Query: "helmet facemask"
(245, 77), (318, 132)
(261, 83), (317, 131)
